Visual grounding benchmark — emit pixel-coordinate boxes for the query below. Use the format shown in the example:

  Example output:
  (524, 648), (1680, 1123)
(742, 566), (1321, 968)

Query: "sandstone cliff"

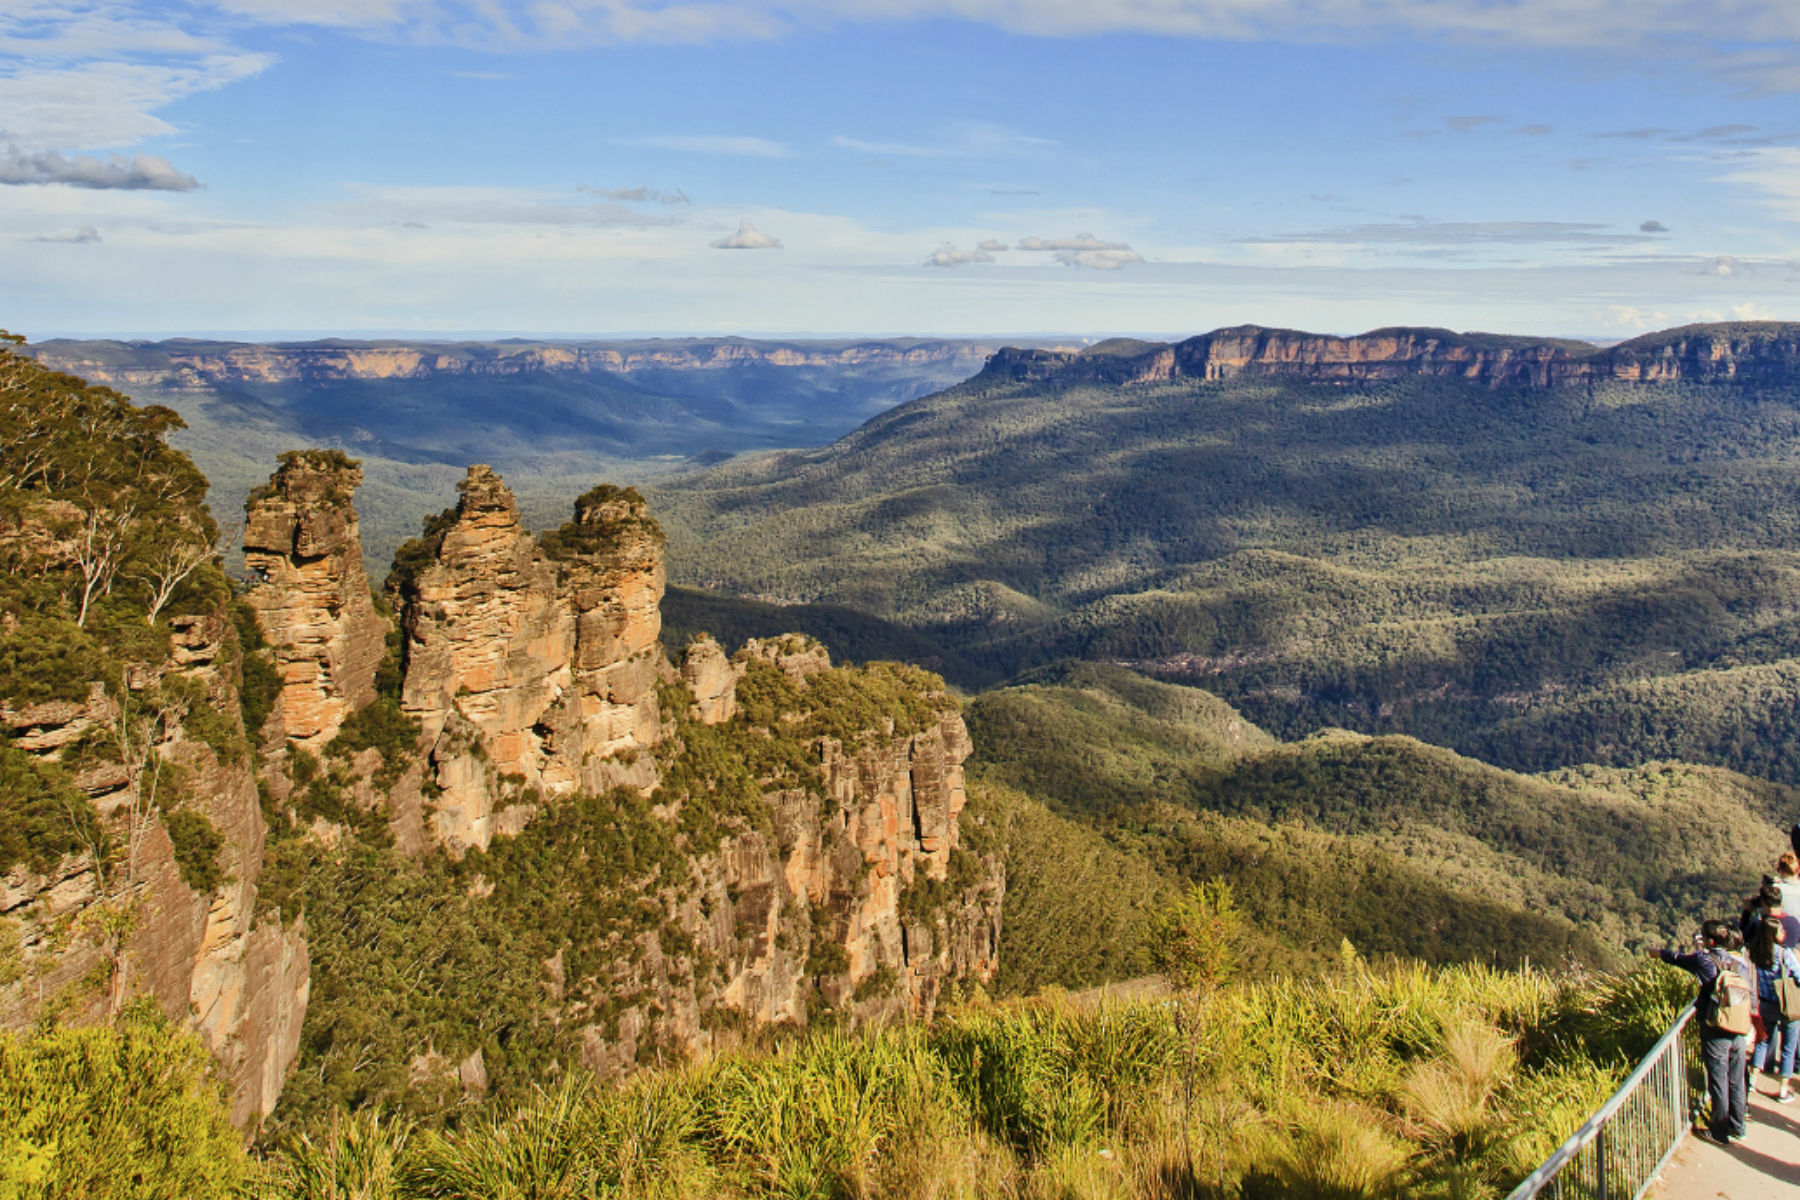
(977, 320), (1800, 390)
(582, 640), (1002, 1073)
(238, 459), (1001, 1108)
(0, 617), (309, 1128)
(27, 337), (998, 392)
(390, 468), (665, 853)
(242, 451), (388, 752)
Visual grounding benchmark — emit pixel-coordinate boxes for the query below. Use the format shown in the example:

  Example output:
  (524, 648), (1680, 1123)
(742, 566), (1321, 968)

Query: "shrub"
(0, 1002), (249, 1200)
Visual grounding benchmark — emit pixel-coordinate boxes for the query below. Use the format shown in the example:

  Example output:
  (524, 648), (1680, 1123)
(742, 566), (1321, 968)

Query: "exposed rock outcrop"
(582, 645), (1001, 1074)
(28, 338), (997, 391)
(977, 320), (1800, 391)
(235, 459), (1000, 1094)
(0, 618), (308, 1129)
(394, 468), (665, 853)
(242, 451), (388, 750)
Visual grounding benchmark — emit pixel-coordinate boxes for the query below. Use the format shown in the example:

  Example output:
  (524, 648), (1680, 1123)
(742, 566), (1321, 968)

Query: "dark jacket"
(1661, 946), (1758, 1029)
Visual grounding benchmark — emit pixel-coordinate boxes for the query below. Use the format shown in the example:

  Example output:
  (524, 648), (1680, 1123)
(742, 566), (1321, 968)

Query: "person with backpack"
(1749, 917), (1800, 1102)
(1656, 918), (1758, 1144)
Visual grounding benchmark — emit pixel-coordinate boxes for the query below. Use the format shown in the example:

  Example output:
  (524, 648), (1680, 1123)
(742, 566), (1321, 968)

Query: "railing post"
(1596, 1124), (1609, 1199)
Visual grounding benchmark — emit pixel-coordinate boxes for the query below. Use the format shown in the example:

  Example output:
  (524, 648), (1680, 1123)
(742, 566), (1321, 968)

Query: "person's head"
(1762, 883), (1785, 914)
(1752, 916), (1784, 968)
(1780, 851), (1799, 881)
(1702, 918), (1735, 948)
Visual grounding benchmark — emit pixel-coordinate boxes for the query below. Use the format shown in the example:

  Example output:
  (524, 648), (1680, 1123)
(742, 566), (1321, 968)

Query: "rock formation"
(28, 337), (998, 391)
(393, 467), (665, 853)
(0, 617), (309, 1128)
(977, 320), (1800, 390)
(242, 450), (388, 751)
(582, 639), (1002, 1074)
(232, 457), (1000, 1095)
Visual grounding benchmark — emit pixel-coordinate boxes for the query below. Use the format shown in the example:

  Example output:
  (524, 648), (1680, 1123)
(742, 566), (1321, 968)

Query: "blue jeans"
(1755, 1014), (1800, 1080)
(1702, 1032), (1749, 1138)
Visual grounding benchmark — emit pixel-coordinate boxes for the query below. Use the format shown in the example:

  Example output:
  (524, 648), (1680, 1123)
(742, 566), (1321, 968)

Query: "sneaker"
(1695, 1129), (1730, 1147)
(1779, 1091), (1794, 1104)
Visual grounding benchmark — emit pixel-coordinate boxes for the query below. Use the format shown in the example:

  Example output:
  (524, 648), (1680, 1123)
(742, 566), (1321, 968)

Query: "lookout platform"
(1652, 1087), (1800, 1198)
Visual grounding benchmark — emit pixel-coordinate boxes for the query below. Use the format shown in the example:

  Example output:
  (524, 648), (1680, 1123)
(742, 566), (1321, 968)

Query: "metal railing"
(1505, 1006), (1696, 1200)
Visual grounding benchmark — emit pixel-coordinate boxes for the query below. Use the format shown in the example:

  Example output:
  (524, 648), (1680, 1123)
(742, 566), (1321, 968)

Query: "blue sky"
(6, 2), (1800, 339)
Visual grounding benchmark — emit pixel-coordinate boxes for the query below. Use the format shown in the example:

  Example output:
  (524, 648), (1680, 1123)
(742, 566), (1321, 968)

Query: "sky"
(5, 1), (1800, 340)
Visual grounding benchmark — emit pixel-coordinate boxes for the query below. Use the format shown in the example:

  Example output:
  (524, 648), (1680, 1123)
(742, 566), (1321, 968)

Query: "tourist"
(1777, 851), (1800, 917)
(1656, 919), (1756, 1143)
(1750, 916), (1800, 1102)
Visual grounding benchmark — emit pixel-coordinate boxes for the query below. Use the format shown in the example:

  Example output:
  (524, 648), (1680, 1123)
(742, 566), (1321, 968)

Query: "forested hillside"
(653, 323), (1800, 784)
(968, 664), (1786, 976)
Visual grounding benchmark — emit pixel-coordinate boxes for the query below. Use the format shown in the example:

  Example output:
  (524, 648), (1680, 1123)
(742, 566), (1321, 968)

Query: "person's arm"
(1660, 947), (1714, 980)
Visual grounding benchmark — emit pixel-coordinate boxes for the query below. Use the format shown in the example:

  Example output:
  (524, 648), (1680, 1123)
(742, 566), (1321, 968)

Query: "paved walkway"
(1653, 1086), (1800, 1198)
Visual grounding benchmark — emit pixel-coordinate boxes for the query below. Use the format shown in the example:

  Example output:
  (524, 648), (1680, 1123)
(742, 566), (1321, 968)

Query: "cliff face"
(585, 640), (1001, 1074)
(0, 618), (309, 1128)
(239, 459), (1001, 1096)
(242, 452), (388, 752)
(28, 338), (996, 392)
(394, 468), (665, 853)
(977, 321), (1800, 390)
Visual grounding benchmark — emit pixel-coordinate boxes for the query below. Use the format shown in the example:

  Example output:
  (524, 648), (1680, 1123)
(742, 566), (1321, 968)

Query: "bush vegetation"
(651, 367), (1800, 783)
(233, 955), (1694, 1199)
(967, 664), (1788, 966)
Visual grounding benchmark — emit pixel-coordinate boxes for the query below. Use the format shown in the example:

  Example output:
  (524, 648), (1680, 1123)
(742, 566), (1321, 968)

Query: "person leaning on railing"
(1653, 918), (1757, 1145)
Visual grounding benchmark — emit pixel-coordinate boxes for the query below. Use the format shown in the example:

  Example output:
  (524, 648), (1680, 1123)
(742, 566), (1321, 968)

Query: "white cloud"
(0, 147), (198, 189)
(339, 184), (675, 228)
(29, 223), (101, 243)
(1018, 233), (1133, 252)
(155, 3), (1800, 91)
(924, 243), (994, 267)
(580, 184), (690, 204)
(1252, 219), (1648, 247)
(1733, 301), (1778, 319)
(1054, 248), (1144, 269)
(833, 121), (1053, 159)
(711, 219), (782, 249)
(622, 134), (795, 158)
(0, 6), (274, 151)
(976, 238), (1007, 252)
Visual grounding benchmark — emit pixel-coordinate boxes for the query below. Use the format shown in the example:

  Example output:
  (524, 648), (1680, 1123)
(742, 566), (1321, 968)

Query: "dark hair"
(1703, 918), (1735, 947)
(1752, 918), (1784, 969)
(1763, 883), (1785, 910)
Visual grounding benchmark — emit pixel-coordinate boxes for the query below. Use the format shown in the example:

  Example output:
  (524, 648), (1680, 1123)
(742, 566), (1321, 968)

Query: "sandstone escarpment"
(235, 456), (1001, 1104)
(978, 320), (1800, 391)
(242, 451), (388, 750)
(581, 641), (1002, 1074)
(1, 617), (308, 1128)
(393, 468), (665, 853)
(28, 337), (996, 392)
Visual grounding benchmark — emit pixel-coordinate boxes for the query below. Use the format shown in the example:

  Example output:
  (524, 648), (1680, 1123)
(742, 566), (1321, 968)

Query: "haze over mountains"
(24, 335), (1002, 573)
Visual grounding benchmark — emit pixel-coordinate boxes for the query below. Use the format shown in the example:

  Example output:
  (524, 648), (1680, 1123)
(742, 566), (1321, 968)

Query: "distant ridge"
(977, 320), (1800, 389)
(27, 335), (1000, 391)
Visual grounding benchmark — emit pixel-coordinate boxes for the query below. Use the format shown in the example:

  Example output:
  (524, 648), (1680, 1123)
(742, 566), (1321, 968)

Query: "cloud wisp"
(29, 224), (102, 244)
(711, 219), (782, 249)
(924, 243), (994, 266)
(581, 185), (691, 204)
(1252, 218), (1652, 247)
(1015, 232), (1143, 268)
(181, 2), (1800, 93)
(623, 135), (795, 158)
(0, 147), (198, 190)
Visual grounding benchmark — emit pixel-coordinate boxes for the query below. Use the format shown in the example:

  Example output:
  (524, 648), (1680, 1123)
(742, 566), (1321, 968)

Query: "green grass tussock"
(228, 957), (1694, 1200)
